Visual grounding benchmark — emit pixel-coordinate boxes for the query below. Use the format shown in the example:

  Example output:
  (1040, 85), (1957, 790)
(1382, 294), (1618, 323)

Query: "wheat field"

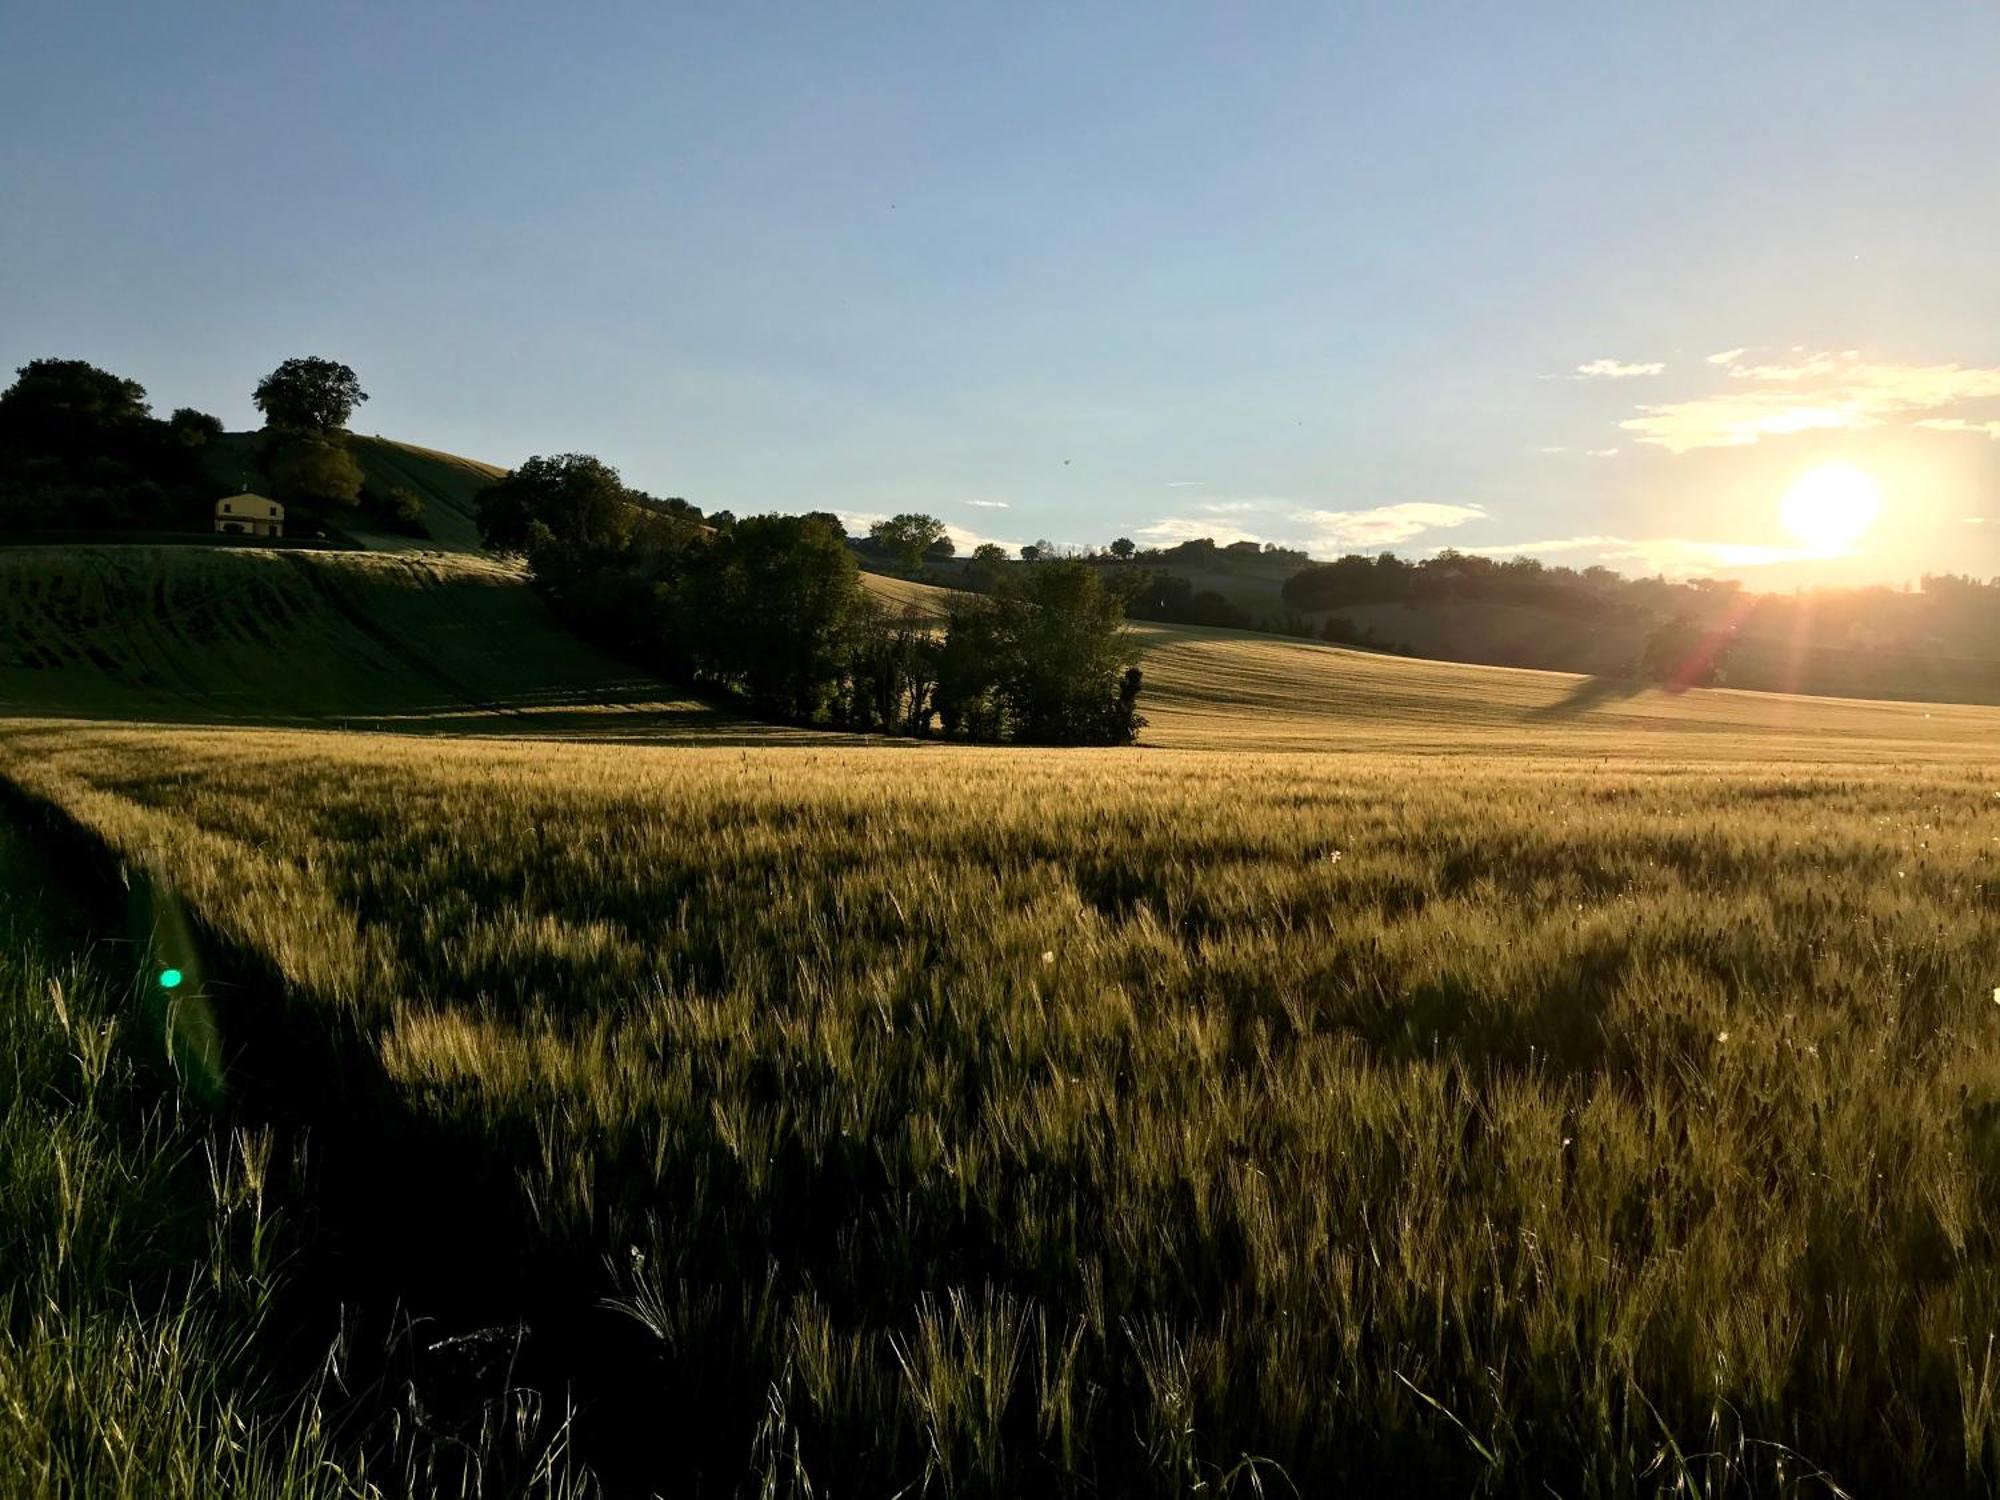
(6, 697), (2000, 1494)
(8, 545), (2000, 1493)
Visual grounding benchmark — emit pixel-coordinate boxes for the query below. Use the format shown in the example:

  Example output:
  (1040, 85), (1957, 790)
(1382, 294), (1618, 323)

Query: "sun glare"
(1779, 463), (1881, 553)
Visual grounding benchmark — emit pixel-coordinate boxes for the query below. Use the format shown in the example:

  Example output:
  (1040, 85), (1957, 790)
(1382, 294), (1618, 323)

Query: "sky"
(3, 1), (1997, 586)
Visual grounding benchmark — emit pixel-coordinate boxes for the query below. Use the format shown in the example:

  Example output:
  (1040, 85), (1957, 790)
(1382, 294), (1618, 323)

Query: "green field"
(7, 541), (2000, 1494)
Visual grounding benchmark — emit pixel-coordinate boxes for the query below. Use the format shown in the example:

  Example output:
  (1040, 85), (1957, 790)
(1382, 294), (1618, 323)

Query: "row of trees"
(0, 359), (225, 531)
(476, 456), (1145, 744)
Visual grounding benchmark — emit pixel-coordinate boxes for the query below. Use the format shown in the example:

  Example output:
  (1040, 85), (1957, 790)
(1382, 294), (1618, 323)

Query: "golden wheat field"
(6, 678), (2000, 1495)
(9, 546), (2000, 1495)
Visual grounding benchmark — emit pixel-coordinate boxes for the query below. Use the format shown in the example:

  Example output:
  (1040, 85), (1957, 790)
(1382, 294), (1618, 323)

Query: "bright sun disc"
(1780, 463), (1881, 553)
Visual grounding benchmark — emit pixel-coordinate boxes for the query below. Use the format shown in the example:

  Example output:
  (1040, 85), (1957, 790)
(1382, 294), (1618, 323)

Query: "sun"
(1779, 463), (1882, 553)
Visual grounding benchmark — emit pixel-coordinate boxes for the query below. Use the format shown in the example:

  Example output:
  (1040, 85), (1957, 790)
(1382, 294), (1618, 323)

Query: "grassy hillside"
(202, 432), (500, 551)
(1327, 597), (2000, 705)
(346, 435), (505, 551)
(0, 545), (740, 736)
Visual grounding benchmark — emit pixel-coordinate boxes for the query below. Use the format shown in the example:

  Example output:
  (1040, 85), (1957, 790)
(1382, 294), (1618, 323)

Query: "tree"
(475, 453), (637, 554)
(802, 511), (847, 538)
(168, 408), (224, 447)
(966, 541), (1010, 590)
(868, 513), (948, 572)
(689, 514), (870, 721)
(0, 359), (151, 458)
(1019, 543), (1043, 562)
(943, 559), (1144, 744)
(253, 357), (367, 435)
(1639, 613), (1735, 691)
(267, 437), (364, 507)
(1109, 537), (1136, 561)
(370, 485), (427, 535)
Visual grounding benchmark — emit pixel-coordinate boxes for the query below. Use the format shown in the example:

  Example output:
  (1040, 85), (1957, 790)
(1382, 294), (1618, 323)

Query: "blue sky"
(4, 1), (1997, 583)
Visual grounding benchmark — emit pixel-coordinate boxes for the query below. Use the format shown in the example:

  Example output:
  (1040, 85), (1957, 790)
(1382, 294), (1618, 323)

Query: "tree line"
(475, 455), (1145, 745)
(0, 355), (424, 538)
(0, 359), (224, 531)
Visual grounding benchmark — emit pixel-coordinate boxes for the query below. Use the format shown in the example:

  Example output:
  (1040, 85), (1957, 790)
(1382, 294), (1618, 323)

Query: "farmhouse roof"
(216, 492), (283, 515)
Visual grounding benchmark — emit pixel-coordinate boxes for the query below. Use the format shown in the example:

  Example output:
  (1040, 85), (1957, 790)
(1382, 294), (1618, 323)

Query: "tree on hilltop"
(0, 359), (151, 457)
(253, 357), (367, 436)
(869, 513), (948, 572)
(168, 408), (224, 448)
(1109, 536), (1136, 560)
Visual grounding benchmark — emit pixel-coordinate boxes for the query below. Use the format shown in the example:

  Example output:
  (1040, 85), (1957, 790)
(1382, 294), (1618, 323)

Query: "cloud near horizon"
(1916, 417), (2000, 439)
(1464, 533), (1833, 577)
(1622, 348), (2000, 452)
(1574, 358), (1665, 379)
(1139, 498), (1486, 554)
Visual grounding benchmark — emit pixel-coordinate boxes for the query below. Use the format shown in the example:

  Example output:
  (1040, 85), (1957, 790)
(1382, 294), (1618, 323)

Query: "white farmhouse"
(214, 493), (283, 538)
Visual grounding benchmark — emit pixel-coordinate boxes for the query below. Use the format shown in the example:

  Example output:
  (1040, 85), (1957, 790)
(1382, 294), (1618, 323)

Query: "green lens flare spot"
(158, 968), (184, 991)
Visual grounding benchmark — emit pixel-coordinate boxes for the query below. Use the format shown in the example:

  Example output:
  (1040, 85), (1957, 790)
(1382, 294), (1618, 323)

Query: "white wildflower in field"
(1041, 950), (1056, 964)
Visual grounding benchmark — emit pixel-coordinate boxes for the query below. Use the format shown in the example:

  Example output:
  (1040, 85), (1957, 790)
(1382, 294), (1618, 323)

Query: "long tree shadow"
(1528, 673), (1647, 720)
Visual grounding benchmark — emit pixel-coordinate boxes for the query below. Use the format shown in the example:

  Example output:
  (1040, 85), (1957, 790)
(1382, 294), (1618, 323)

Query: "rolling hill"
(4, 543), (1996, 764)
(203, 432), (503, 551)
(0, 545), (751, 738)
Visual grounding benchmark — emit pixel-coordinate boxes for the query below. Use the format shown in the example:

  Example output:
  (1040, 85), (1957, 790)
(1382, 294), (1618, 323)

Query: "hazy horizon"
(4, 1), (1996, 586)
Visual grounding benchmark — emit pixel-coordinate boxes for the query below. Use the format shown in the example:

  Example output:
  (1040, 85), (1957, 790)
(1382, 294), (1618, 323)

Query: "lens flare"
(157, 967), (184, 990)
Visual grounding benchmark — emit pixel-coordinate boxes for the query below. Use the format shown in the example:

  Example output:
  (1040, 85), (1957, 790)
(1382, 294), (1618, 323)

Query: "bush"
(266, 437), (363, 507)
(476, 453), (641, 554)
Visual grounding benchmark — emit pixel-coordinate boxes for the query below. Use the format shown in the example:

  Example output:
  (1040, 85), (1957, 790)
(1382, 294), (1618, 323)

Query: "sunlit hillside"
(0, 545), (728, 736)
(4, 546), (1994, 767)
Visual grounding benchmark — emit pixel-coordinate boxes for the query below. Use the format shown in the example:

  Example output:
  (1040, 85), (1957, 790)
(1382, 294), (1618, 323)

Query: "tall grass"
(0, 809), (596, 1498)
(6, 721), (1999, 1493)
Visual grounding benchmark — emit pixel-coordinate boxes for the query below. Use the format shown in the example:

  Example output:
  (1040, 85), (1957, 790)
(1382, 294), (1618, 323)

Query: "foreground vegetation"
(6, 711), (2000, 1495)
(0, 803), (598, 1497)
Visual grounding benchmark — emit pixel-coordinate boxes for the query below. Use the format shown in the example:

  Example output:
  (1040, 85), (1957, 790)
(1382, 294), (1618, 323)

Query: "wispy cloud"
(1706, 348), (1747, 365)
(964, 499), (1011, 508)
(1139, 498), (1486, 555)
(1465, 533), (1834, 577)
(1164, 480), (1206, 488)
(1574, 358), (1665, 379)
(1623, 349), (2000, 452)
(1916, 417), (2000, 439)
(1536, 445), (1620, 457)
(1138, 515), (1263, 546)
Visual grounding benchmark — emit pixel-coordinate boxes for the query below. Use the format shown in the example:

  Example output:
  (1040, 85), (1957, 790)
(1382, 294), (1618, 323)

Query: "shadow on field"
(0, 700), (843, 747)
(0, 778), (679, 1491)
(1527, 672), (1646, 720)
